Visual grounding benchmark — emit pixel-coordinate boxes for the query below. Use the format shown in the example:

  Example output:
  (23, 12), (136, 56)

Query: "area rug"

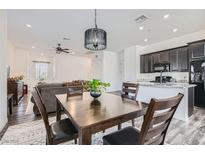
(0, 116), (137, 145)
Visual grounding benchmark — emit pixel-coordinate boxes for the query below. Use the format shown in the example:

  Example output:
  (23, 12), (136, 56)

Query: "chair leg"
(131, 119), (135, 127)
(118, 123), (121, 130)
(74, 138), (77, 144)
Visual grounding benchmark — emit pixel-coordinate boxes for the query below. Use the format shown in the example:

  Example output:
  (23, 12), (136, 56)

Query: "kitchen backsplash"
(136, 72), (189, 83)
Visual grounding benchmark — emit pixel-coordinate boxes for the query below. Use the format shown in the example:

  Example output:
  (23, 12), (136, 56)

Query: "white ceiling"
(7, 9), (205, 54)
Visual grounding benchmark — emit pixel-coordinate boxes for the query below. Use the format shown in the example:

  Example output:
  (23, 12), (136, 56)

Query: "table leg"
(78, 128), (92, 145)
(9, 98), (13, 114)
(56, 99), (61, 122)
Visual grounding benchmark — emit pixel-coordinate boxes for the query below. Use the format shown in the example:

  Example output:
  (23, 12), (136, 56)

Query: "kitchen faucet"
(160, 71), (163, 84)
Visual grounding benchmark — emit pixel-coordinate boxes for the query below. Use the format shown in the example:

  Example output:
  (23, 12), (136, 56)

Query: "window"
(35, 62), (49, 81)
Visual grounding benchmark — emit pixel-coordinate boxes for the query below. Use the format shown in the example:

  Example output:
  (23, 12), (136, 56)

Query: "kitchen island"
(136, 82), (196, 121)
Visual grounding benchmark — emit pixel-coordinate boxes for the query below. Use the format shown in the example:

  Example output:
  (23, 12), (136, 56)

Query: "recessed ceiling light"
(163, 14), (170, 19)
(144, 38), (148, 42)
(31, 46), (35, 49)
(172, 28), (178, 32)
(26, 24), (32, 28)
(139, 26), (144, 30)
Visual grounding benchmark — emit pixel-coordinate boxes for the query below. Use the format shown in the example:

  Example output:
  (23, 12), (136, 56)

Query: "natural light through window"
(35, 62), (49, 81)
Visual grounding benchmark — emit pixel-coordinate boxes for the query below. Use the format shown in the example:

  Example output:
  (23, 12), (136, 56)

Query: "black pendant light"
(84, 9), (107, 51)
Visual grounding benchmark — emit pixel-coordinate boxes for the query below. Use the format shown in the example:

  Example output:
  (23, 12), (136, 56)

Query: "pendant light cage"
(84, 9), (107, 51)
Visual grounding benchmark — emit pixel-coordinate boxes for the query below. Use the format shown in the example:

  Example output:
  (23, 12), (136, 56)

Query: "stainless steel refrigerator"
(190, 60), (205, 107)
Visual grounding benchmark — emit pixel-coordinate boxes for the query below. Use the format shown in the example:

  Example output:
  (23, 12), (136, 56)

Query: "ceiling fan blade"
(62, 50), (70, 53)
(62, 48), (69, 50)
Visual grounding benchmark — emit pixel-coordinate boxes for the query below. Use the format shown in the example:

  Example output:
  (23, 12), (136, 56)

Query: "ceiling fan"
(55, 43), (69, 54)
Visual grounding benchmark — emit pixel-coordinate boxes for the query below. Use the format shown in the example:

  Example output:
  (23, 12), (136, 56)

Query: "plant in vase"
(84, 79), (111, 99)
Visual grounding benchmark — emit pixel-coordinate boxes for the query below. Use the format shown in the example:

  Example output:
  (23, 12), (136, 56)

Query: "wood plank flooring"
(1, 92), (205, 144)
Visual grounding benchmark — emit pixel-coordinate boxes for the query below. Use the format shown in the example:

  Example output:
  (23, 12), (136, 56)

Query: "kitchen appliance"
(190, 59), (205, 107)
(153, 63), (170, 72)
(150, 76), (172, 83)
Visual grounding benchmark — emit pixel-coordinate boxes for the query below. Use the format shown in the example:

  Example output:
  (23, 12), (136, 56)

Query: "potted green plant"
(84, 79), (111, 99)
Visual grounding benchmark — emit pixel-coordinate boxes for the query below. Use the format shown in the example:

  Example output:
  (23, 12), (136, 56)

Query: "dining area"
(31, 80), (184, 145)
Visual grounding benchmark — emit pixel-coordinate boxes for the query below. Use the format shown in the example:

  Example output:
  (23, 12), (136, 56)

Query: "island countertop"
(125, 81), (196, 121)
(136, 81), (196, 89)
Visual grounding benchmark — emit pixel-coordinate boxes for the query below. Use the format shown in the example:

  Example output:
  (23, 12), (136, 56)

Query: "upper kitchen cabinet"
(179, 47), (189, 72)
(159, 51), (170, 63)
(169, 48), (179, 71)
(140, 55), (145, 73)
(189, 41), (205, 60)
(140, 54), (152, 73)
(152, 51), (169, 64)
(169, 47), (189, 72)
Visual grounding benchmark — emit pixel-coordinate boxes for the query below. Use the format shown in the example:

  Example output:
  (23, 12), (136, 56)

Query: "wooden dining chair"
(67, 84), (83, 97)
(119, 82), (139, 129)
(103, 93), (184, 145)
(32, 87), (78, 145)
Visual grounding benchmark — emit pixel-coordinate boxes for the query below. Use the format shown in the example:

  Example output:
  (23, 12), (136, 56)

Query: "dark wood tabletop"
(56, 92), (147, 145)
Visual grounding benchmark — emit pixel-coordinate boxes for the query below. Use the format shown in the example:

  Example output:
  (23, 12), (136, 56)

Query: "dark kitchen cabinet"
(152, 51), (169, 65)
(159, 51), (170, 63)
(140, 54), (152, 73)
(152, 53), (160, 64)
(170, 49), (179, 71)
(178, 47), (189, 72)
(170, 47), (189, 72)
(145, 54), (153, 73)
(140, 55), (145, 73)
(140, 46), (188, 73)
(189, 42), (205, 59)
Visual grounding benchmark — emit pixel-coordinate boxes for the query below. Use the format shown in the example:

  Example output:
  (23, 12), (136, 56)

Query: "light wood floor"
(1, 92), (205, 144)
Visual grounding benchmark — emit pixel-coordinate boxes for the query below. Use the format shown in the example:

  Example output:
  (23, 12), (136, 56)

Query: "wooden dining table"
(55, 92), (147, 145)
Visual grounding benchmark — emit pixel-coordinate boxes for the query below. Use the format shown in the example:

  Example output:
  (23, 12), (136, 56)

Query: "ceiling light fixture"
(163, 14), (170, 19)
(84, 9), (107, 51)
(144, 38), (148, 42)
(172, 28), (178, 32)
(31, 46), (35, 49)
(139, 26), (144, 30)
(26, 24), (32, 28)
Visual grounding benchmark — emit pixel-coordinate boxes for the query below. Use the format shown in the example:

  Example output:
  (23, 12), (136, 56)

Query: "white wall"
(103, 51), (121, 91)
(13, 49), (29, 83)
(0, 10), (8, 131)
(90, 52), (104, 80)
(12, 50), (92, 89)
(55, 54), (91, 82)
(91, 51), (121, 92)
(7, 41), (15, 76)
(123, 46), (144, 82)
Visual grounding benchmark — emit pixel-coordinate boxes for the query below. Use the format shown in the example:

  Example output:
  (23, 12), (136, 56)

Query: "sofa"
(31, 81), (87, 116)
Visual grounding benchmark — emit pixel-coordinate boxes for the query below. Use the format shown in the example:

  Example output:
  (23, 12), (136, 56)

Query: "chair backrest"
(31, 87), (52, 141)
(67, 84), (83, 97)
(139, 93), (184, 145)
(121, 82), (139, 101)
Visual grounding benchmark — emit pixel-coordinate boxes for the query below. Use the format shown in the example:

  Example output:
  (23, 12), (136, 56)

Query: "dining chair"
(103, 93), (184, 145)
(118, 82), (139, 129)
(32, 87), (78, 145)
(67, 84), (83, 97)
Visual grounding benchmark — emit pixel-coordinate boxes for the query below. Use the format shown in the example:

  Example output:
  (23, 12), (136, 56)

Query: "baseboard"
(0, 122), (8, 140)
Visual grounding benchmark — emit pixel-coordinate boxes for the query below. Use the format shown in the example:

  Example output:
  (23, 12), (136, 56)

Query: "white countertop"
(136, 81), (196, 89)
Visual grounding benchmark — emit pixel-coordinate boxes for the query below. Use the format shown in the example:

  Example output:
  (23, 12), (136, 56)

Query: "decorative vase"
(90, 91), (101, 99)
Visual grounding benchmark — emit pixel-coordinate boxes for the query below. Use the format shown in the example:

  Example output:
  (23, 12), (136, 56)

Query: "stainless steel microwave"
(153, 63), (170, 72)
